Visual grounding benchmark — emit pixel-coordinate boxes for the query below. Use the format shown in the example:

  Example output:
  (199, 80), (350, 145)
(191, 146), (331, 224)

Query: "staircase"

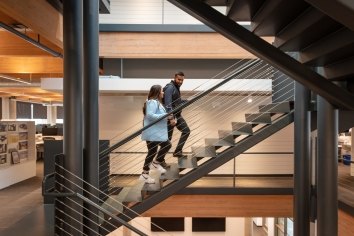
(205, 0), (354, 81)
(167, 0), (354, 110)
(100, 100), (294, 233)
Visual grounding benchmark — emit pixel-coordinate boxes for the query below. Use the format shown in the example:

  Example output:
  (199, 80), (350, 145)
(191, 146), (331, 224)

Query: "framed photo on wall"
(0, 124), (6, 132)
(8, 124), (17, 132)
(19, 132), (28, 141)
(0, 154), (8, 166)
(0, 144), (7, 154)
(19, 141), (28, 150)
(11, 151), (20, 164)
(0, 135), (7, 144)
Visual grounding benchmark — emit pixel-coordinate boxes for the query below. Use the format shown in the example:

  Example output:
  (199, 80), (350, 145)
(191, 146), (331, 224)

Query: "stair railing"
(43, 160), (175, 235)
(99, 59), (261, 158)
(46, 58), (295, 235)
(101, 59), (276, 191)
(104, 60), (294, 186)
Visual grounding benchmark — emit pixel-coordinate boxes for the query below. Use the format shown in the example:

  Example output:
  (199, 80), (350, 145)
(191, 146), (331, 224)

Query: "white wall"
(0, 121), (36, 189)
(99, 93), (294, 176)
(99, 0), (226, 25)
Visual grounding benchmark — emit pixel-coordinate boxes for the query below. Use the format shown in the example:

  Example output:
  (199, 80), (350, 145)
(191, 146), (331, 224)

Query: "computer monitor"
(42, 127), (58, 136)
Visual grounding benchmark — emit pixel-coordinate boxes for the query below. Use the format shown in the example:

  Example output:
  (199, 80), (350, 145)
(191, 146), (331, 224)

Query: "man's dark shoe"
(160, 161), (171, 169)
(173, 152), (187, 158)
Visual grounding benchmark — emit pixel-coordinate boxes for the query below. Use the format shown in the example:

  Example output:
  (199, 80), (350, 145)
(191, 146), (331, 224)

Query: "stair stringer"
(107, 111), (294, 229)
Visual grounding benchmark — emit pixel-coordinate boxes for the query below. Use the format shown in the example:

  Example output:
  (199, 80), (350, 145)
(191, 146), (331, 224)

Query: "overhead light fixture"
(247, 98), (253, 103)
(42, 101), (63, 106)
(0, 74), (32, 85)
(0, 22), (63, 58)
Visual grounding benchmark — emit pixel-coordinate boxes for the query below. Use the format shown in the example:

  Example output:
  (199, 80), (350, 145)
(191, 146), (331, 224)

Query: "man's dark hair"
(175, 71), (184, 77)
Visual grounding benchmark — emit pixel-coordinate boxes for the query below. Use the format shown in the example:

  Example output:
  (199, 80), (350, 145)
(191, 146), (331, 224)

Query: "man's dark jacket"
(163, 80), (185, 117)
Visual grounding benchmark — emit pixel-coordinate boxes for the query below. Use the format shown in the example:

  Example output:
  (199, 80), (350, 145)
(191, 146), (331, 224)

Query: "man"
(163, 71), (190, 158)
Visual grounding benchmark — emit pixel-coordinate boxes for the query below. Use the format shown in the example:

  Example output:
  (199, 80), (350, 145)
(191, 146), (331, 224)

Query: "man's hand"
(168, 115), (177, 126)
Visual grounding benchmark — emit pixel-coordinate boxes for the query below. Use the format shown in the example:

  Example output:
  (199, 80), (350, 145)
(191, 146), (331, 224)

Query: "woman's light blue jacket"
(141, 99), (168, 141)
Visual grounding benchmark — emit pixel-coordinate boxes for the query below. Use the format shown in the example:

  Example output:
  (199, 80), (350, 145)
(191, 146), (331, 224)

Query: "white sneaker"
(150, 162), (167, 174)
(139, 173), (155, 184)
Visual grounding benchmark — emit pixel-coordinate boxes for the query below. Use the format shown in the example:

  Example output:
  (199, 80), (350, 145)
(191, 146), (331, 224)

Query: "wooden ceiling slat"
(0, 0), (63, 48)
(0, 31), (57, 57)
(0, 57), (63, 73)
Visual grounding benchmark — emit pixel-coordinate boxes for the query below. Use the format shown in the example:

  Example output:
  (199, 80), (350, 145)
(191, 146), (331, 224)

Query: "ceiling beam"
(306, 0), (354, 31)
(0, 0), (63, 48)
(0, 57), (63, 73)
(0, 31), (62, 57)
(167, 0), (354, 110)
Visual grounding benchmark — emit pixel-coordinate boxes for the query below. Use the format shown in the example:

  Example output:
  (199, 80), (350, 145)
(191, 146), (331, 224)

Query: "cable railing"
(99, 59), (261, 157)
(101, 60), (271, 191)
(44, 159), (175, 236)
(45, 58), (295, 235)
(104, 61), (294, 191)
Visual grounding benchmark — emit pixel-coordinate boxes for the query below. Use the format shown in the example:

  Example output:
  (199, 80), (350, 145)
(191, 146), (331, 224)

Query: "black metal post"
(63, 0), (84, 235)
(294, 82), (311, 236)
(83, 0), (100, 235)
(317, 96), (338, 236)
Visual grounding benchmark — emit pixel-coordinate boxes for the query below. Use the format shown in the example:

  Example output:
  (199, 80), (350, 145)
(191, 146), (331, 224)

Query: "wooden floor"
(338, 162), (354, 213)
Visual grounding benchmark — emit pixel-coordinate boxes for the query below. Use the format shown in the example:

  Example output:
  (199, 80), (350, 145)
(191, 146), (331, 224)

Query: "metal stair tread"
(259, 101), (293, 113)
(192, 145), (217, 157)
(160, 163), (180, 180)
(245, 112), (272, 124)
(141, 171), (162, 192)
(205, 138), (235, 147)
(231, 122), (253, 134)
(122, 182), (145, 203)
(177, 155), (198, 168)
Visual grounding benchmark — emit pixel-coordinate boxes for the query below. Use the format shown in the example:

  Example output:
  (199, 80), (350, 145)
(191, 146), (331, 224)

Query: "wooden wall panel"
(142, 195), (293, 217)
(0, 57), (63, 73)
(100, 32), (273, 59)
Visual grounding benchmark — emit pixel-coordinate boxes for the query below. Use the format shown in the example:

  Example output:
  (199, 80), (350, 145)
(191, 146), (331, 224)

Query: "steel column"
(62, 0), (84, 235)
(317, 96), (338, 236)
(83, 0), (100, 235)
(294, 82), (311, 236)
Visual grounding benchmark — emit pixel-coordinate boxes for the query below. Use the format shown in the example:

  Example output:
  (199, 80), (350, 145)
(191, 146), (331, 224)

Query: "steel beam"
(167, 0), (354, 110)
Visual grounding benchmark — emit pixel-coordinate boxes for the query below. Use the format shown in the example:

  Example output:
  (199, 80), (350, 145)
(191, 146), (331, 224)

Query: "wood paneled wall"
(100, 32), (273, 59)
(142, 195), (293, 217)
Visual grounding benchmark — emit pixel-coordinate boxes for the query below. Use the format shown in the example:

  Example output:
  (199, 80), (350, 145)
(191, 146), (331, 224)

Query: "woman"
(140, 85), (176, 184)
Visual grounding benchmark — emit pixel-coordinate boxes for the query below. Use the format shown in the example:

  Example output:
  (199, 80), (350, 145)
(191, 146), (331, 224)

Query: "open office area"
(1, 0), (354, 235)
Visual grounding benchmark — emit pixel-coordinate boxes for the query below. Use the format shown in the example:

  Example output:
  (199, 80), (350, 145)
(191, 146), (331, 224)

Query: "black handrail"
(99, 59), (260, 157)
